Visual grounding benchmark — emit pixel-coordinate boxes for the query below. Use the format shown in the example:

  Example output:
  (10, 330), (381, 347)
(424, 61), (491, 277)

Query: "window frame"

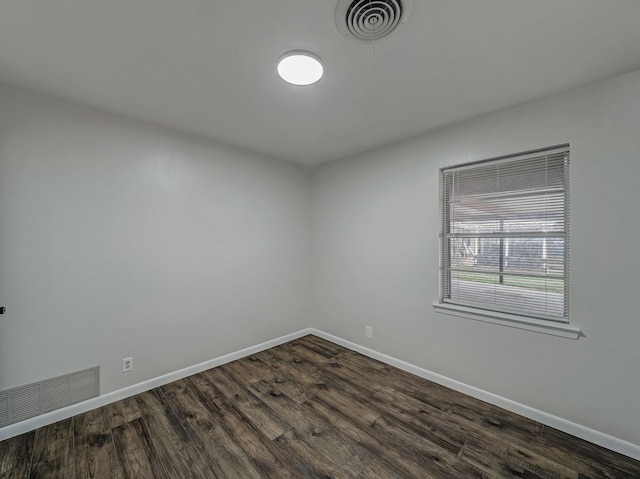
(433, 145), (581, 339)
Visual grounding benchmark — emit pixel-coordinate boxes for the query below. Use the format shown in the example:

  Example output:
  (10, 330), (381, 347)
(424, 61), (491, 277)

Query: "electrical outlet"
(122, 357), (133, 372)
(365, 325), (373, 339)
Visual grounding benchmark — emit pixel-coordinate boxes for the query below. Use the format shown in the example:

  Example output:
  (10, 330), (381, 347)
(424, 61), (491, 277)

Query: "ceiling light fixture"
(277, 51), (324, 86)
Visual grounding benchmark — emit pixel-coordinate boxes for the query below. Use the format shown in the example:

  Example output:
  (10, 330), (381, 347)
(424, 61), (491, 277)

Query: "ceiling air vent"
(336, 0), (413, 42)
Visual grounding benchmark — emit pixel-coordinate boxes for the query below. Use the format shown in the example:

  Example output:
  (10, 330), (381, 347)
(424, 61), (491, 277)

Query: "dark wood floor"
(2, 335), (640, 478)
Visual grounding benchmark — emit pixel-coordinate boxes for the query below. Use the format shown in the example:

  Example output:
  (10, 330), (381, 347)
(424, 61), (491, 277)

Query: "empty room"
(1, 1), (640, 477)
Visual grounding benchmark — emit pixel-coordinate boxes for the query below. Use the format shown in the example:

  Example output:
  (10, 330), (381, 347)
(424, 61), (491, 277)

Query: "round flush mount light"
(277, 51), (324, 86)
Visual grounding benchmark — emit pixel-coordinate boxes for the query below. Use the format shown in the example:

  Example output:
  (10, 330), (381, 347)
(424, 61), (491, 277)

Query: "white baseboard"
(0, 328), (313, 442)
(308, 328), (640, 462)
(3, 326), (639, 463)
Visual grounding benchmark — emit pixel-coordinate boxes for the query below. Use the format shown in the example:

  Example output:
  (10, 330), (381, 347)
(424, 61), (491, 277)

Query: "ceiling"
(1, 1), (640, 166)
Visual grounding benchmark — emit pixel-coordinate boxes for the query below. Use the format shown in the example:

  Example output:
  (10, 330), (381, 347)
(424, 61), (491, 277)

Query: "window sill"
(432, 302), (581, 339)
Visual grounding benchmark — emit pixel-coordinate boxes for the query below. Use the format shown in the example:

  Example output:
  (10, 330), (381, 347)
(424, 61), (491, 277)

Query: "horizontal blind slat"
(441, 146), (570, 321)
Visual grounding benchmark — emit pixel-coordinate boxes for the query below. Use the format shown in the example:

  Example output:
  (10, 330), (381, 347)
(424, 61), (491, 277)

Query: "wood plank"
(253, 347), (327, 386)
(224, 355), (283, 385)
(29, 418), (74, 479)
(373, 385), (507, 453)
(203, 400), (299, 478)
(266, 346), (382, 425)
(392, 380), (543, 443)
(134, 389), (217, 479)
(282, 340), (546, 469)
(301, 392), (456, 479)
(272, 429), (352, 479)
(458, 437), (577, 479)
(367, 415), (487, 479)
(102, 396), (142, 430)
(201, 367), (290, 440)
(161, 378), (263, 479)
(0, 431), (34, 479)
(272, 343), (467, 455)
(297, 337), (537, 451)
(363, 359), (544, 446)
(282, 339), (389, 395)
(356, 458), (432, 479)
(249, 378), (375, 477)
(187, 369), (236, 411)
(74, 407), (123, 479)
(111, 418), (167, 479)
(535, 426), (640, 479)
(275, 340), (495, 478)
(298, 334), (352, 357)
(225, 355), (313, 404)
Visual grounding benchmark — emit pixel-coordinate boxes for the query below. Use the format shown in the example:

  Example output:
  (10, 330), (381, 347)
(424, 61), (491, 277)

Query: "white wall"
(2, 69), (640, 450)
(0, 83), (311, 395)
(311, 69), (640, 445)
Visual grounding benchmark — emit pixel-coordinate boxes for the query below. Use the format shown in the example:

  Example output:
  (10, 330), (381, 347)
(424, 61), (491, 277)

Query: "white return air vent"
(336, 0), (414, 42)
(0, 367), (99, 427)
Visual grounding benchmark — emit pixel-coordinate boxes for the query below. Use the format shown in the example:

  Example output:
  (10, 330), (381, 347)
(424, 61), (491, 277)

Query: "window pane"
(441, 146), (569, 321)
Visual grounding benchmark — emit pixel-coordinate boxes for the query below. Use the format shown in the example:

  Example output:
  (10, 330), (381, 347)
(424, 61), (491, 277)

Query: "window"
(434, 145), (579, 338)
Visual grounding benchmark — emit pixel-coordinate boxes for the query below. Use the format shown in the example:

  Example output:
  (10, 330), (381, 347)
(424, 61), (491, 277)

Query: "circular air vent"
(336, 0), (413, 42)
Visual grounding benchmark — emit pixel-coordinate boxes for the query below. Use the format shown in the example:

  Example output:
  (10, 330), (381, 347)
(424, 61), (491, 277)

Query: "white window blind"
(440, 146), (570, 322)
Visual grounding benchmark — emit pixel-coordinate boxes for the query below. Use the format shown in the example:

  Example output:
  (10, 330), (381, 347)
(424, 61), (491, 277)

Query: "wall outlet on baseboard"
(365, 326), (373, 339)
(122, 357), (133, 372)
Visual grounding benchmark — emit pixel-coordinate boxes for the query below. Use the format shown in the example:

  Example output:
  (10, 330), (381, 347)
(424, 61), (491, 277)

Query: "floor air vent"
(0, 367), (99, 428)
(336, 0), (414, 42)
